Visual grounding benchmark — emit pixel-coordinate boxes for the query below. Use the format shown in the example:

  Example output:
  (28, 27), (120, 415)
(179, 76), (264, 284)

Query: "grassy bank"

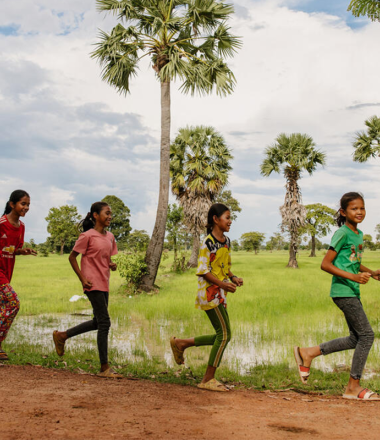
(4, 250), (380, 394)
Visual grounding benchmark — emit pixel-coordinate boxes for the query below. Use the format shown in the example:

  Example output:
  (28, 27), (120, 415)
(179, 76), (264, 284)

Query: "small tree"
(215, 190), (242, 221)
(302, 203), (336, 257)
(240, 232), (265, 254)
(231, 239), (240, 252)
(375, 224), (380, 244)
(363, 234), (376, 250)
(126, 229), (150, 253)
(45, 205), (81, 255)
(102, 195), (131, 247)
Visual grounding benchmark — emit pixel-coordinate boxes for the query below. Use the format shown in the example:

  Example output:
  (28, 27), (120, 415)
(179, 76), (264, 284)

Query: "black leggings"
(66, 290), (110, 365)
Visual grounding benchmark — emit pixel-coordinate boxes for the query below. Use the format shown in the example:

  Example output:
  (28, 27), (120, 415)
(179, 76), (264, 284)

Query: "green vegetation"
(5, 251), (380, 394)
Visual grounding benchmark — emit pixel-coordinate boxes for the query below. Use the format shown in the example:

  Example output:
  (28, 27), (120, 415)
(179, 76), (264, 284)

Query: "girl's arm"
(201, 272), (236, 293)
(321, 249), (371, 284)
(68, 250), (93, 289)
(228, 270), (243, 286)
(16, 248), (37, 256)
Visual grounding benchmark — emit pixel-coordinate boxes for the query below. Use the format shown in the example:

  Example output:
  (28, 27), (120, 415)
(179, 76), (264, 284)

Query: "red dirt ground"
(1, 364), (380, 440)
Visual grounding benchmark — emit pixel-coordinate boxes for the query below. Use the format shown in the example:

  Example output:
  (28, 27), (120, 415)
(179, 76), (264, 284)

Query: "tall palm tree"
(353, 116), (380, 162)
(260, 133), (326, 268)
(92, 0), (241, 291)
(348, 0), (380, 21)
(170, 126), (232, 267)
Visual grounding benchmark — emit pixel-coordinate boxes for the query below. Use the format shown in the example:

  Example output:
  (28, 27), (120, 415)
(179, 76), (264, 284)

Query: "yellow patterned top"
(195, 234), (231, 310)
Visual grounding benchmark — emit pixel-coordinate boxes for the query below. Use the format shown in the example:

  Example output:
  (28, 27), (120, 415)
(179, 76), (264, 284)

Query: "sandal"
(170, 336), (184, 365)
(293, 346), (310, 384)
(53, 331), (65, 357)
(343, 388), (380, 401)
(97, 368), (123, 379)
(197, 378), (229, 392)
(0, 349), (9, 361)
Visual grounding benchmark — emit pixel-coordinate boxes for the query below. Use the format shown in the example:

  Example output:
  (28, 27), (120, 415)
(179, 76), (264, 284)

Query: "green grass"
(4, 250), (380, 394)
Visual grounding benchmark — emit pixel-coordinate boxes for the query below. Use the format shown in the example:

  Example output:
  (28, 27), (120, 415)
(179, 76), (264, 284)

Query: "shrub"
(114, 253), (148, 291)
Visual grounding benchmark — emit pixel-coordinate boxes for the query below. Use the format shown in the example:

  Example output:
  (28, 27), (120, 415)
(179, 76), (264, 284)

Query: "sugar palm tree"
(353, 116), (380, 162)
(170, 125), (232, 267)
(260, 133), (326, 268)
(92, 0), (241, 291)
(348, 0), (380, 21)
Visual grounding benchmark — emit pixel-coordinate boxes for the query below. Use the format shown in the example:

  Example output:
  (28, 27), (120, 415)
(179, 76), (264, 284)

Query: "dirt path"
(1, 364), (380, 440)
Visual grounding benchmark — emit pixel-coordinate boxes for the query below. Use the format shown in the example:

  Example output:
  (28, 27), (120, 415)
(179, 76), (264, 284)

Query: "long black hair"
(206, 203), (230, 235)
(79, 202), (109, 232)
(336, 192), (364, 227)
(3, 190), (30, 215)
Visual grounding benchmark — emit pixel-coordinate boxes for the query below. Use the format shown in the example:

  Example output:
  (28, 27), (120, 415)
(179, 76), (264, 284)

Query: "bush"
(113, 252), (148, 291)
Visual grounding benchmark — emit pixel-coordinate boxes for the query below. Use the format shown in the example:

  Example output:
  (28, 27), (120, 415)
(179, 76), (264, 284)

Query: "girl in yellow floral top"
(170, 204), (243, 392)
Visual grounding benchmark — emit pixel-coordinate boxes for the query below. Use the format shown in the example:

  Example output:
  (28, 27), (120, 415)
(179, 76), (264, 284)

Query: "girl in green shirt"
(294, 192), (380, 401)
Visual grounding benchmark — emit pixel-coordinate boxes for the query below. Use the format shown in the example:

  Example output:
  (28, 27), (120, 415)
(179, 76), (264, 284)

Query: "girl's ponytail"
(3, 201), (12, 215)
(3, 190), (30, 215)
(336, 192), (364, 227)
(79, 212), (95, 232)
(79, 202), (109, 232)
(206, 203), (230, 235)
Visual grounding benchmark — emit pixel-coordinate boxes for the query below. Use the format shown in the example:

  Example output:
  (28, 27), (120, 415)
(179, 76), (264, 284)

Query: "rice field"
(5, 250), (380, 393)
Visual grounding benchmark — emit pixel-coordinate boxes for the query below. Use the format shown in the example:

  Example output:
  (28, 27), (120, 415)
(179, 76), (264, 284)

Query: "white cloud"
(1, 1), (380, 244)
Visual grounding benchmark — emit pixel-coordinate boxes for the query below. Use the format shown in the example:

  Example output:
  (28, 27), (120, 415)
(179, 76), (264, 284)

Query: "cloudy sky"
(1, 0), (380, 244)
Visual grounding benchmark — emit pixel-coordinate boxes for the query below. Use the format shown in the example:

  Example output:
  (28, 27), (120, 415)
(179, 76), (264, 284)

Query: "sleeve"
(330, 228), (347, 253)
(111, 234), (118, 256)
(196, 240), (211, 276)
(73, 233), (89, 255)
(17, 224), (25, 249)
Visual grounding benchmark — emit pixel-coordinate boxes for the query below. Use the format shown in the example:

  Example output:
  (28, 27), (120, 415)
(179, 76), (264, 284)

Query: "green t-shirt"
(330, 225), (363, 298)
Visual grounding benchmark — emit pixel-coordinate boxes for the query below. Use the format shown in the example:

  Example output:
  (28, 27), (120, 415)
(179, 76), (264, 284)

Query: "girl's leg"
(86, 291), (111, 372)
(54, 291), (111, 371)
(0, 284), (20, 350)
(201, 304), (231, 383)
(301, 297), (374, 396)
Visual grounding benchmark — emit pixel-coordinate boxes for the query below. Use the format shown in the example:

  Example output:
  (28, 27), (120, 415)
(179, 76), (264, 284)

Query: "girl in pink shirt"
(53, 202), (121, 378)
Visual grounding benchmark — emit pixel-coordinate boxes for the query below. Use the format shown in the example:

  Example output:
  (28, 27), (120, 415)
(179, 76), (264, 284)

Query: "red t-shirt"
(0, 215), (25, 284)
(73, 229), (118, 292)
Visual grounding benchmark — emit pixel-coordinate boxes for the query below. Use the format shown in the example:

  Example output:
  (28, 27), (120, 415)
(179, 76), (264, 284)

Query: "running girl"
(294, 192), (380, 401)
(53, 202), (122, 378)
(170, 203), (243, 392)
(0, 190), (36, 361)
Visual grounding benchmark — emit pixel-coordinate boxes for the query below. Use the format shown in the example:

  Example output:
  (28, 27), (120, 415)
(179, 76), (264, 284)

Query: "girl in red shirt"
(0, 190), (36, 360)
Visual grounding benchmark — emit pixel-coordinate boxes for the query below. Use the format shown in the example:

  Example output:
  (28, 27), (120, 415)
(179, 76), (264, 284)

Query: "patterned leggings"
(0, 284), (20, 343)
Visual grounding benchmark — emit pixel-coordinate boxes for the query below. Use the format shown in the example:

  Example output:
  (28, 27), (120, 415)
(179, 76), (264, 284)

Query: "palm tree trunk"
(287, 232), (298, 268)
(281, 169), (306, 269)
(188, 232), (200, 268)
(309, 235), (316, 257)
(140, 80), (171, 291)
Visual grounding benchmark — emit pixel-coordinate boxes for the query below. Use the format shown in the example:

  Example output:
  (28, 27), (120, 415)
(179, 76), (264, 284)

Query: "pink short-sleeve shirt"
(73, 229), (118, 292)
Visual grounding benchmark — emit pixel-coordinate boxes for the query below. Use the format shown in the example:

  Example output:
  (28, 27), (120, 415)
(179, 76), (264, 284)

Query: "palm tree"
(92, 0), (240, 291)
(348, 0), (380, 21)
(170, 126), (232, 267)
(260, 133), (326, 268)
(353, 116), (380, 162)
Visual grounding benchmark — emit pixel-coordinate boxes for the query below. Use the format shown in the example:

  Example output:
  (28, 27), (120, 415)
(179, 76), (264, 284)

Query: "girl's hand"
(81, 278), (93, 289)
(371, 270), (380, 281)
(109, 262), (117, 271)
(22, 248), (37, 256)
(354, 272), (371, 284)
(232, 277), (243, 287)
(222, 281), (237, 293)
